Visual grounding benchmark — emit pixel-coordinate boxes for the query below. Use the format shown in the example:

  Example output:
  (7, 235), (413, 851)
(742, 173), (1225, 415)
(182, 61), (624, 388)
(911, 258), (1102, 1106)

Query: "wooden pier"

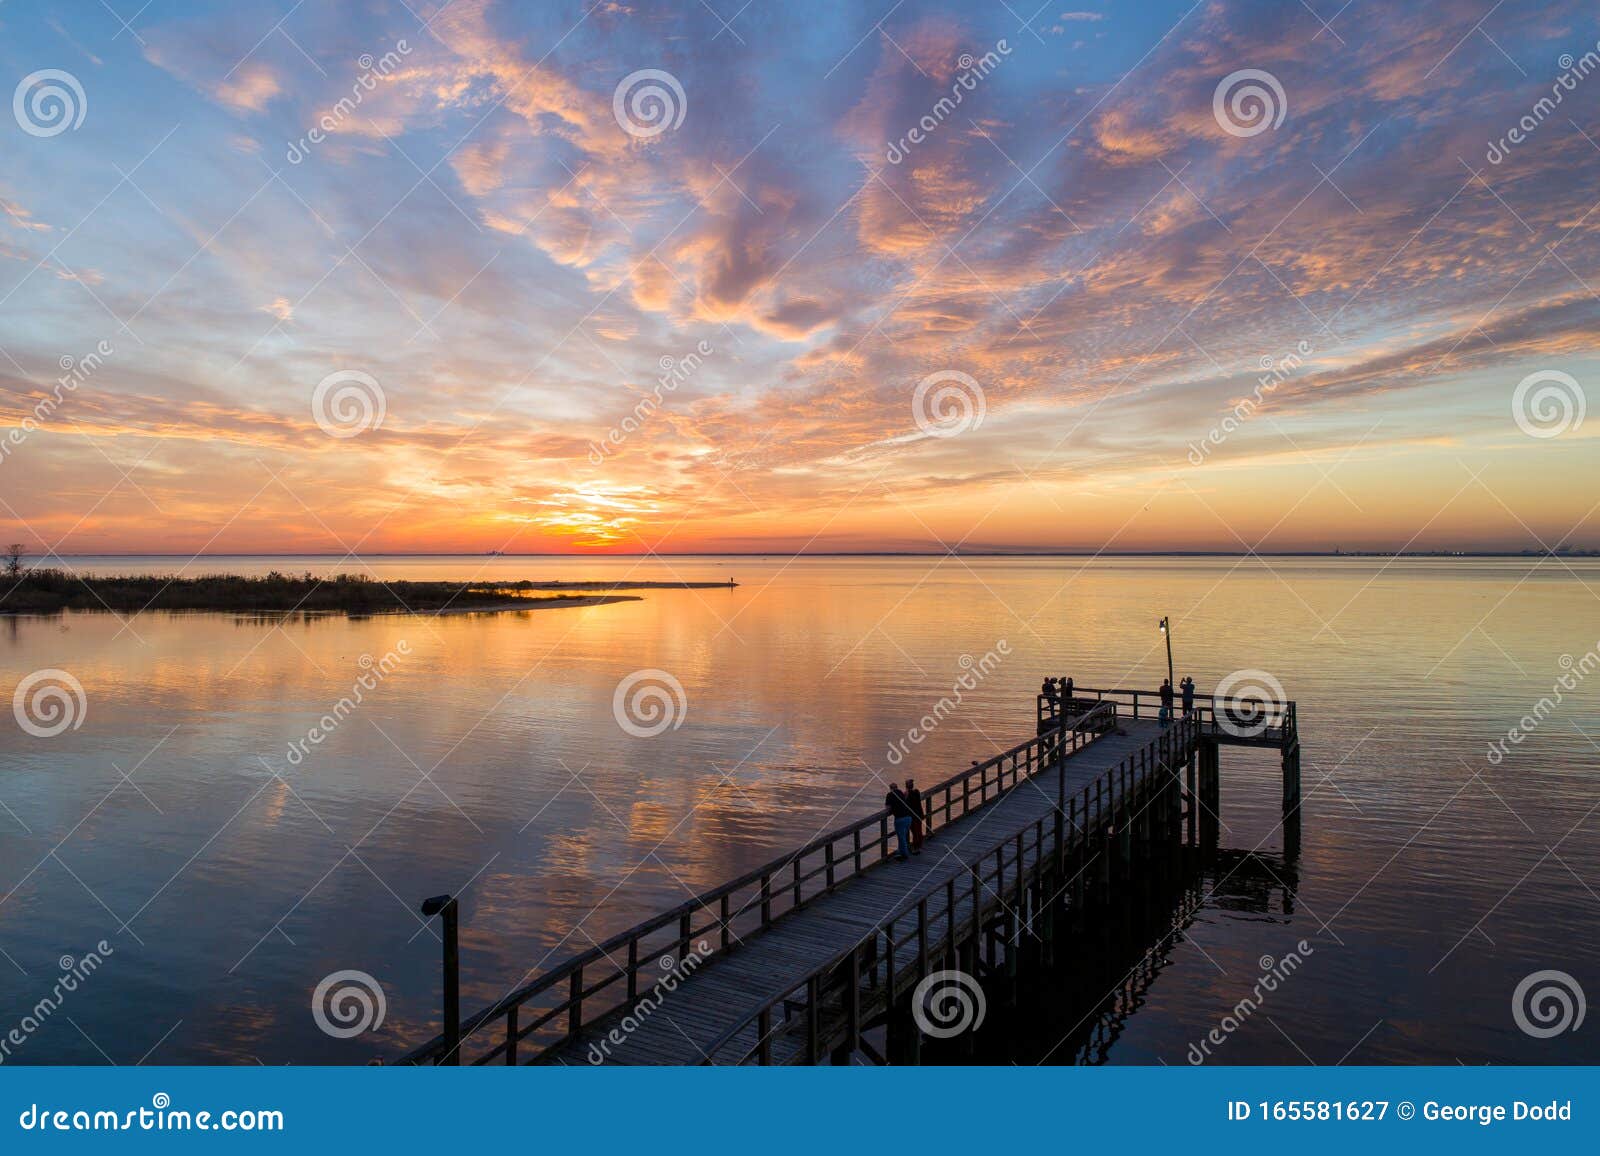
(398, 681), (1300, 1066)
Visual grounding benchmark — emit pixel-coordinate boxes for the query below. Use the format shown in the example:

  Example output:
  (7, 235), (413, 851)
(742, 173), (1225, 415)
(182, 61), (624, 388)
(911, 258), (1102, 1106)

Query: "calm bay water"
(2, 555), (1597, 1065)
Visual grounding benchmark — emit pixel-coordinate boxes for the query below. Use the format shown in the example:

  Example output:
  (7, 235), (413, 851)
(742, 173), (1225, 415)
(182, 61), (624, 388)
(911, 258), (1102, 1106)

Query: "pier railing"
(1039, 684), (1296, 747)
(398, 699), (1119, 1065)
(698, 712), (1201, 1064)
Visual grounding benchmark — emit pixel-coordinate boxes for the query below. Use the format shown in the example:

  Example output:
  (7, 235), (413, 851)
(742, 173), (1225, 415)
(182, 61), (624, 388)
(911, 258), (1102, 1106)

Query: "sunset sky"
(1, 0), (1597, 554)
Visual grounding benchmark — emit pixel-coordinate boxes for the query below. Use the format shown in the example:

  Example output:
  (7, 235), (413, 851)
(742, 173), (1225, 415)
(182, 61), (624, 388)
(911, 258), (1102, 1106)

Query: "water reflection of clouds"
(4, 559), (1600, 1061)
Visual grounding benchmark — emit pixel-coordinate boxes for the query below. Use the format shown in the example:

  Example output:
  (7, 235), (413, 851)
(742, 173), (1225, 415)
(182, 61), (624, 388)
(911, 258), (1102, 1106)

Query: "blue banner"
(2, 1067), (1594, 1151)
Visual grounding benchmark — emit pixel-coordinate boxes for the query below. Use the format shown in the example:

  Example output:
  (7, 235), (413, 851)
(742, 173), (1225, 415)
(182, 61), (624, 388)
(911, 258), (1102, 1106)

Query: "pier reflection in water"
(947, 848), (1300, 1066)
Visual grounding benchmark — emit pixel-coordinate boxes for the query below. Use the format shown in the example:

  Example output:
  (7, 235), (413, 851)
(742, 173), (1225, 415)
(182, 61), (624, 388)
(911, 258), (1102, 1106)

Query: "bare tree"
(5, 544), (23, 578)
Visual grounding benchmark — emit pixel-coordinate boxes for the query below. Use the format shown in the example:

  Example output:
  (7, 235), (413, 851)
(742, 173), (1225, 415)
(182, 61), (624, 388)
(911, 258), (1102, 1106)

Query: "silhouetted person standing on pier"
(905, 778), (924, 853)
(885, 784), (915, 860)
(1159, 678), (1174, 726)
(1180, 676), (1195, 716)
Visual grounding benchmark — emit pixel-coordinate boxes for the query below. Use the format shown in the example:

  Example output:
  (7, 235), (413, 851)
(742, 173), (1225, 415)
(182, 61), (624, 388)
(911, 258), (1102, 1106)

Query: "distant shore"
(0, 570), (736, 616)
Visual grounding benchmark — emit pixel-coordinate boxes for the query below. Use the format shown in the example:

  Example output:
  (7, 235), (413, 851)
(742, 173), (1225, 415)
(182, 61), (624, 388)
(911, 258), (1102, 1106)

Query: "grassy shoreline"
(0, 569), (736, 615)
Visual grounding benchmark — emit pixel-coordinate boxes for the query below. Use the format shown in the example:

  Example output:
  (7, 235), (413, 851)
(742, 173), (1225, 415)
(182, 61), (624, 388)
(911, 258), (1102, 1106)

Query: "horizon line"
(24, 549), (1599, 560)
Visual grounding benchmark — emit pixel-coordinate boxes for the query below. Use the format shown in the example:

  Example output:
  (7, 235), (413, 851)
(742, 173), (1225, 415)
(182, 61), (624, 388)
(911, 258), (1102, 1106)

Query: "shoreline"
(0, 571), (733, 616)
(0, 594), (646, 618)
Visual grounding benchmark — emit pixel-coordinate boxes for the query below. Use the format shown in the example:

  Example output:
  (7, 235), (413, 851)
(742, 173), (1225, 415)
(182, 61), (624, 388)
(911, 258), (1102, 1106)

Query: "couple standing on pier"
(884, 780), (924, 860)
(1159, 676), (1195, 724)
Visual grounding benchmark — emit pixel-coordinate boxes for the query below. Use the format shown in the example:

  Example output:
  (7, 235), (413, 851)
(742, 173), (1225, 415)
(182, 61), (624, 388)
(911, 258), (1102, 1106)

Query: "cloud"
(1, 197), (51, 233)
(7, 0), (1600, 552)
(215, 61), (282, 112)
(452, 138), (513, 196)
(753, 297), (840, 340)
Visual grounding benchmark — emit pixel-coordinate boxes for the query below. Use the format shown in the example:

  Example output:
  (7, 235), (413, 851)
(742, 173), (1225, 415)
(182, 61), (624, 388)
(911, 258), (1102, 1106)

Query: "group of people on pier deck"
(1042, 674), (1199, 727)
(1041, 676), (1074, 704)
(883, 779), (924, 860)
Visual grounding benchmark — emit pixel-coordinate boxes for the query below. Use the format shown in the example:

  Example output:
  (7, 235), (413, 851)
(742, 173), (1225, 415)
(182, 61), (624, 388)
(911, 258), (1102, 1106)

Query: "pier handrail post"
(420, 893), (459, 1066)
(806, 974), (821, 1063)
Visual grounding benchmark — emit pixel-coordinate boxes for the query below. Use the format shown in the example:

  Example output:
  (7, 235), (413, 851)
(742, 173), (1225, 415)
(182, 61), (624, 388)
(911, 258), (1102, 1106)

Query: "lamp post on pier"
(1158, 616), (1174, 689)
